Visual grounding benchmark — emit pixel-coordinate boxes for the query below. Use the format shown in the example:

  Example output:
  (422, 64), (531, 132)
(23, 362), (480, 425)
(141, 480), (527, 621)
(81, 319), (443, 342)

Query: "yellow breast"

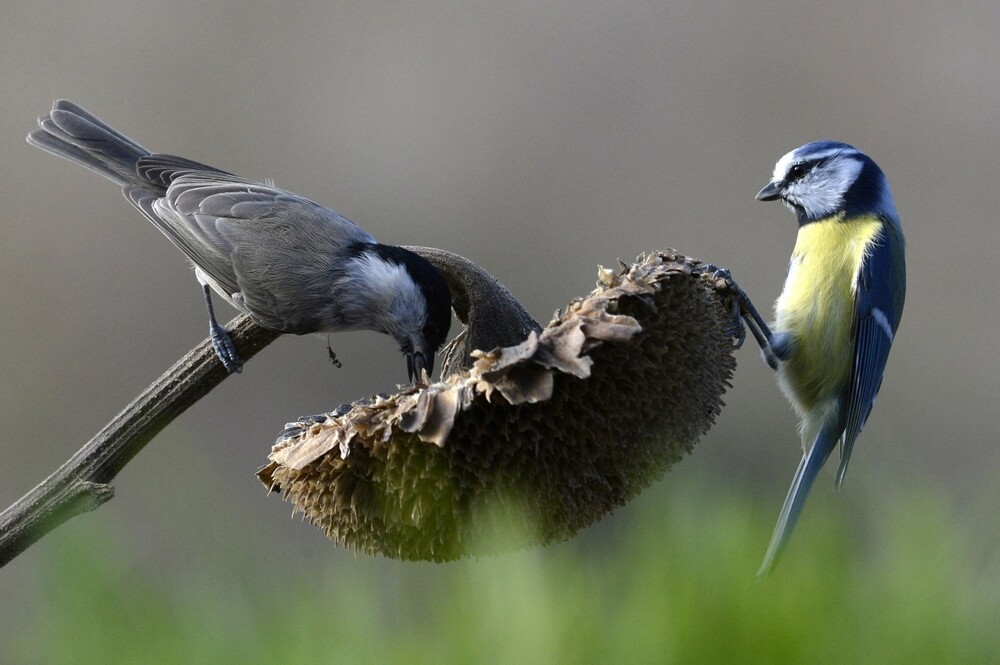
(774, 215), (883, 415)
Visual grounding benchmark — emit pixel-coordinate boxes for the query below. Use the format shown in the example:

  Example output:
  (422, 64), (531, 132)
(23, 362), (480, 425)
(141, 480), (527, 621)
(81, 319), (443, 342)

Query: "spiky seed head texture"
(258, 250), (737, 561)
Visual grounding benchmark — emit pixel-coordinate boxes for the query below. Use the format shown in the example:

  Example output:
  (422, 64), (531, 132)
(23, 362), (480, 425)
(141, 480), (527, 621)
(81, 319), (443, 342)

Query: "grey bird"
(28, 100), (452, 381)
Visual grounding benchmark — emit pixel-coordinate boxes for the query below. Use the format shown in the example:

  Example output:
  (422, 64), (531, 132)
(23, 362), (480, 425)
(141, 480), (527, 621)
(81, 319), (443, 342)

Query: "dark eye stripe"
(786, 157), (829, 182)
(787, 162), (808, 179)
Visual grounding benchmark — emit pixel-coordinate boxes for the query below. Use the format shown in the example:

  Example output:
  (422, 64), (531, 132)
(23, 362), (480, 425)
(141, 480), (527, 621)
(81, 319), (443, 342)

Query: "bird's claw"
(700, 263), (748, 347)
(209, 323), (243, 373)
(728, 299), (747, 349)
(701, 263), (730, 282)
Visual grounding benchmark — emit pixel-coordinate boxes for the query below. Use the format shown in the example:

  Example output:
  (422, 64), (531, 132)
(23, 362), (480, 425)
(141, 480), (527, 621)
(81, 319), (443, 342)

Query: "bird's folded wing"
(838, 225), (905, 483)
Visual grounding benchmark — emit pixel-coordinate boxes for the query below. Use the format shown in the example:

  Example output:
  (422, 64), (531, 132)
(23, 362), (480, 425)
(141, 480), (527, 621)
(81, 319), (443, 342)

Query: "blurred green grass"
(8, 478), (998, 664)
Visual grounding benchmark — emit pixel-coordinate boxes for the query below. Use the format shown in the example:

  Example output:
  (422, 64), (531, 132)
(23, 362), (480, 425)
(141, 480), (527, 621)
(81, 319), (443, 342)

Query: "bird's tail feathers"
(757, 423), (840, 578)
(27, 100), (150, 188)
(834, 446), (853, 490)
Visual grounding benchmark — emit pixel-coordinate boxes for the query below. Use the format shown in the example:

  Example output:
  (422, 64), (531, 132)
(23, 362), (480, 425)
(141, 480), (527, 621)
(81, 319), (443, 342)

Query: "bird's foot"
(700, 263), (747, 348)
(209, 322), (243, 373)
(700, 262), (785, 369)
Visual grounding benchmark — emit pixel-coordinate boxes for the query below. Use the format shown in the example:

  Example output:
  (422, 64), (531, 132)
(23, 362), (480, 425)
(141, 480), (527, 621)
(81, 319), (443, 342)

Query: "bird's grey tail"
(757, 424), (840, 579)
(26, 100), (151, 188)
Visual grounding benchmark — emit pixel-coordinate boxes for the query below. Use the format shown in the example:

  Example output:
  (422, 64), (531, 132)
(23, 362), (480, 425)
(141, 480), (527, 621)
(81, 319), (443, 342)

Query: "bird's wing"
(124, 182), (244, 298)
(836, 222), (906, 486)
(223, 198), (377, 333)
(126, 165), (377, 332)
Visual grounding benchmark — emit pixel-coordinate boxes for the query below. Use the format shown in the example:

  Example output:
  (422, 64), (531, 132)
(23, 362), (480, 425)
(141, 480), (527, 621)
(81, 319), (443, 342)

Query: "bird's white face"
(346, 251), (429, 340)
(768, 144), (864, 220)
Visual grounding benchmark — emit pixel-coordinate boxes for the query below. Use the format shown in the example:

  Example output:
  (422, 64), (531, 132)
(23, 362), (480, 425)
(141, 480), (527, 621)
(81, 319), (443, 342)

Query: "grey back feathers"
(28, 100), (451, 365)
(132, 174), (376, 334)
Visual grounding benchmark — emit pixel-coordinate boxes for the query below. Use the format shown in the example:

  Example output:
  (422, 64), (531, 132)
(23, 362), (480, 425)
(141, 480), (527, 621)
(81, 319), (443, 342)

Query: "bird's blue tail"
(757, 423), (841, 578)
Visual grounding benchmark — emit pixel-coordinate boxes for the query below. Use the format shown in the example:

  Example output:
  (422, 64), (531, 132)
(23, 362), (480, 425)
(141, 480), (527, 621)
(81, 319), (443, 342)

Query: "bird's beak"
(756, 180), (782, 201)
(408, 351), (435, 384)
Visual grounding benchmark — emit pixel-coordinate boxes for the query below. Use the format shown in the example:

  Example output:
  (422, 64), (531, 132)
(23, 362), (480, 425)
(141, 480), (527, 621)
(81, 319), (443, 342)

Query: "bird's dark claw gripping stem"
(203, 284), (244, 373)
(700, 263), (781, 371)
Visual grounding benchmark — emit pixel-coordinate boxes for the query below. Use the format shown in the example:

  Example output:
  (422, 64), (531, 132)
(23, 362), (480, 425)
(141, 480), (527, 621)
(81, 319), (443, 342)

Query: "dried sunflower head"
(259, 250), (738, 561)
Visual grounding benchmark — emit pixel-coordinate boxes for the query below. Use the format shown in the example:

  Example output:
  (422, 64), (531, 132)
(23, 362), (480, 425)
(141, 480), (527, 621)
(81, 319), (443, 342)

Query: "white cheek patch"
(818, 155), (863, 198)
(351, 252), (411, 291)
(788, 155), (863, 219)
(872, 307), (894, 342)
(347, 252), (427, 340)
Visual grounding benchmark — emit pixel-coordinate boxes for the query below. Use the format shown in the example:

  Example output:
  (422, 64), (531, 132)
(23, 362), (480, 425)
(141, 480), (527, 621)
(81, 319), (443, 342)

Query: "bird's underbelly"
(773, 217), (882, 414)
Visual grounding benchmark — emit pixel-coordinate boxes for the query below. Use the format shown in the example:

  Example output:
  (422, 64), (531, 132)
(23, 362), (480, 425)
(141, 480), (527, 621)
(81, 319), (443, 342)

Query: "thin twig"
(0, 315), (281, 568)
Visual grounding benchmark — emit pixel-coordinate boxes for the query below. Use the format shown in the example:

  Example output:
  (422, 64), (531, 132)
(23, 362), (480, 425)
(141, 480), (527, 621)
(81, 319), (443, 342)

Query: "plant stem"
(0, 315), (280, 568)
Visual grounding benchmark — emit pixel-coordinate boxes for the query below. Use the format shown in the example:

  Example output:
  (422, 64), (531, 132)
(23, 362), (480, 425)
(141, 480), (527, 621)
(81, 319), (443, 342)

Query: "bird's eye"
(787, 162), (809, 180)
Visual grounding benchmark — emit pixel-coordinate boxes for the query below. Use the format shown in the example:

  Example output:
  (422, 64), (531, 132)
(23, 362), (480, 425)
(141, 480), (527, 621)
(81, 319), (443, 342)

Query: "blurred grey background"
(1, 0), (998, 644)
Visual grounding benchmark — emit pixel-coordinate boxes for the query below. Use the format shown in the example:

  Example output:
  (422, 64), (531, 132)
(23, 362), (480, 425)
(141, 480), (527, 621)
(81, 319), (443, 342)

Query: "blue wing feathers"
(836, 222), (905, 487)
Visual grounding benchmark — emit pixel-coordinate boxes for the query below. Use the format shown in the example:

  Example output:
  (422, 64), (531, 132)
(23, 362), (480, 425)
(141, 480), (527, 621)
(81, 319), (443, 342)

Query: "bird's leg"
(202, 284), (243, 373)
(735, 290), (783, 370)
(701, 264), (785, 371)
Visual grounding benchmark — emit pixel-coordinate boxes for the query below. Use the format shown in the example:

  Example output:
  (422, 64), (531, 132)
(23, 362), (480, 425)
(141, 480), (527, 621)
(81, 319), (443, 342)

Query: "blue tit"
(747, 141), (906, 577)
